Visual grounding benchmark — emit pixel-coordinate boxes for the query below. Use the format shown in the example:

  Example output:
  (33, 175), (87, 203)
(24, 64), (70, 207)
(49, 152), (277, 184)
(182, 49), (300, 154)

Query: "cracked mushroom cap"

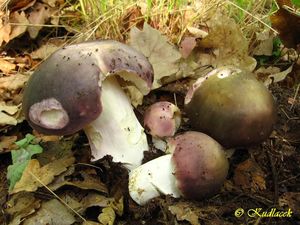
(171, 131), (229, 199)
(22, 40), (153, 135)
(185, 66), (277, 148)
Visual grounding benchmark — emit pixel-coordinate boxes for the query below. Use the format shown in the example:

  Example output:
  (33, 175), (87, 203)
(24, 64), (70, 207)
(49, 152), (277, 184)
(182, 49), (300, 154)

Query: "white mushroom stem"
(128, 154), (181, 205)
(84, 76), (149, 171)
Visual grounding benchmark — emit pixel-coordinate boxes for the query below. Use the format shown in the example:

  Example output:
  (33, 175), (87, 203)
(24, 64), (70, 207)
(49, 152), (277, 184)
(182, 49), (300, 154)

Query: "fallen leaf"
(252, 29), (275, 56)
(5, 192), (40, 225)
(11, 154), (75, 194)
(129, 23), (181, 89)
(23, 199), (76, 225)
(30, 42), (60, 59)
(0, 12), (11, 46)
(180, 36), (197, 59)
(263, 64), (293, 86)
(0, 135), (17, 153)
(271, 0), (300, 48)
(198, 10), (257, 71)
(0, 103), (20, 125)
(27, 2), (54, 39)
(0, 58), (16, 74)
(98, 207), (116, 225)
(233, 158), (266, 192)
(279, 192), (300, 215)
(8, 0), (36, 11)
(169, 204), (200, 225)
(9, 11), (29, 41)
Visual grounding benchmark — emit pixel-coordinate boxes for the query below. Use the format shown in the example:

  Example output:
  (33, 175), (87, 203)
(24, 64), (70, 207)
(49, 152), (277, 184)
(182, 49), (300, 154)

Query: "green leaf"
(7, 134), (43, 191)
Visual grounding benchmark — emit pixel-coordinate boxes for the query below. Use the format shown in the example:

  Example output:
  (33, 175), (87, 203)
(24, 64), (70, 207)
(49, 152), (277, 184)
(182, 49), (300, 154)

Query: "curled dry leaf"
(0, 135), (17, 154)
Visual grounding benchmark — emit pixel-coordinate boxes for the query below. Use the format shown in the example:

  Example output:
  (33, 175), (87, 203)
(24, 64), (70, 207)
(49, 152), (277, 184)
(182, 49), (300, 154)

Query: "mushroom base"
(84, 76), (149, 171)
(129, 154), (181, 205)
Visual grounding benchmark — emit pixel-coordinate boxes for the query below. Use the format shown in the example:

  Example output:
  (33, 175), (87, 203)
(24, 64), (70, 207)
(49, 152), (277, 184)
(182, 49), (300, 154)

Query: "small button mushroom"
(143, 101), (181, 151)
(129, 131), (229, 205)
(185, 66), (277, 148)
(22, 40), (154, 170)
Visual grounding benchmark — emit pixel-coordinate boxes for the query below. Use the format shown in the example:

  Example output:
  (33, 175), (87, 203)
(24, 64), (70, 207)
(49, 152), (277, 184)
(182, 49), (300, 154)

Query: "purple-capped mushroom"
(129, 131), (229, 205)
(143, 101), (181, 150)
(22, 40), (154, 170)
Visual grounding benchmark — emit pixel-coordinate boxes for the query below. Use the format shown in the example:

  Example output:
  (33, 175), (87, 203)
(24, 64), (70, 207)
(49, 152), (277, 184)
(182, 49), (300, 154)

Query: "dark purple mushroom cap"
(185, 67), (277, 148)
(22, 40), (153, 135)
(143, 101), (181, 138)
(171, 131), (228, 199)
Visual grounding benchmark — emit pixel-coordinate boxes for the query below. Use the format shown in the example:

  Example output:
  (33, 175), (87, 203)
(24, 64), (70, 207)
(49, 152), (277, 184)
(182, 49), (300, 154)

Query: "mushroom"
(143, 101), (181, 151)
(185, 66), (277, 148)
(22, 40), (154, 170)
(129, 131), (229, 205)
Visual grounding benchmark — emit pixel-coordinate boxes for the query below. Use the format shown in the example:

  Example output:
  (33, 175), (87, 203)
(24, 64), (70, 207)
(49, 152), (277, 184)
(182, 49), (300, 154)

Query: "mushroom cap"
(171, 131), (228, 199)
(143, 101), (181, 138)
(184, 67), (277, 148)
(22, 40), (154, 135)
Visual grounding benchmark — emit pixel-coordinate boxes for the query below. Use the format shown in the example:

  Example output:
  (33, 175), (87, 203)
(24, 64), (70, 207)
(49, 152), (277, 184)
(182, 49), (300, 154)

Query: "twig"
(266, 145), (279, 205)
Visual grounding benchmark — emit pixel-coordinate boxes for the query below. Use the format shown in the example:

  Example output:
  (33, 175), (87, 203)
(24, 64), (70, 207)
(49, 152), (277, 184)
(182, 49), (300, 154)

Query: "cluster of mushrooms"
(22, 40), (277, 206)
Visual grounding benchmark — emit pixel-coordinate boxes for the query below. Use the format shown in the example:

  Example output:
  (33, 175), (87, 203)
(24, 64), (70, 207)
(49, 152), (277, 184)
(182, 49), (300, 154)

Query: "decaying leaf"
(27, 2), (55, 39)
(5, 192), (40, 225)
(271, 0), (300, 48)
(11, 154), (75, 194)
(169, 204), (200, 225)
(0, 11), (11, 46)
(0, 135), (17, 154)
(0, 103), (21, 126)
(0, 58), (16, 74)
(252, 29), (275, 56)
(256, 64), (294, 86)
(180, 36), (197, 59)
(233, 158), (266, 192)
(198, 10), (257, 71)
(98, 207), (116, 225)
(129, 23), (181, 89)
(9, 11), (29, 41)
(22, 199), (76, 225)
(279, 192), (300, 215)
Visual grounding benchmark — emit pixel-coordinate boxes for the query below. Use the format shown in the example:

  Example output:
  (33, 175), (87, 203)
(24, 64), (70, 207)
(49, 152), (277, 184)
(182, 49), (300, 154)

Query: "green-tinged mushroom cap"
(185, 66), (277, 148)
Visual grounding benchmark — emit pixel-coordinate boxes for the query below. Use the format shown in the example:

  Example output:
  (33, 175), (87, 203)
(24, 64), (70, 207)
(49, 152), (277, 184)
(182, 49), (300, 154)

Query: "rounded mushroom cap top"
(184, 66), (277, 148)
(171, 131), (229, 199)
(143, 101), (181, 138)
(22, 40), (154, 135)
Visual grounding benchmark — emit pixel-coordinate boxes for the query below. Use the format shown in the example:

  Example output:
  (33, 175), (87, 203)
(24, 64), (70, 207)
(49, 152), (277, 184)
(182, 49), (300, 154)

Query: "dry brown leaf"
(180, 36), (197, 59)
(198, 10), (256, 71)
(23, 199), (76, 225)
(252, 29), (274, 56)
(169, 204), (200, 225)
(98, 207), (116, 225)
(0, 135), (17, 153)
(0, 12), (11, 46)
(0, 73), (29, 102)
(27, 2), (54, 39)
(8, 0), (36, 11)
(233, 158), (266, 192)
(5, 192), (40, 225)
(9, 11), (29, 41)
(30, 42), (60, 59)
(0, 58), (16, 74)
(271, 0), (300, 48)
(11, 154), (75, 194)
(0, 102), (21, 125)
(279, 192), (300, 215)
